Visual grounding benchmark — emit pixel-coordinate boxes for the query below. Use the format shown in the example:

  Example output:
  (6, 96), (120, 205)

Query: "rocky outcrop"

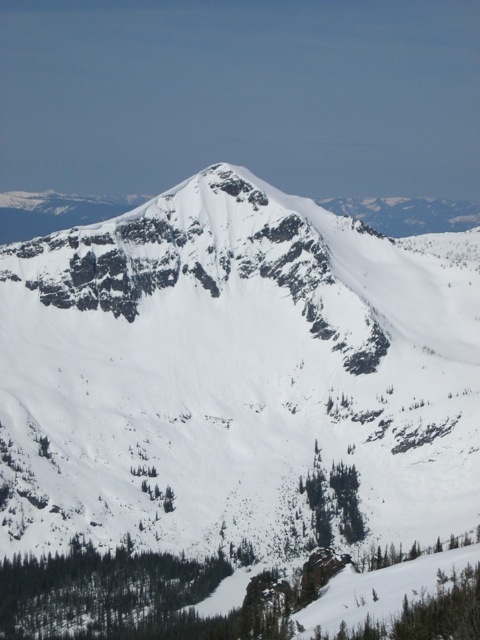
(300, 547), (352, 606)
(343, 321), (390, 375)
(391, 414), (461, 454)
(239, 568), (296, 638)
(209, 166), (269, 210)
(238, 547), (353, 637)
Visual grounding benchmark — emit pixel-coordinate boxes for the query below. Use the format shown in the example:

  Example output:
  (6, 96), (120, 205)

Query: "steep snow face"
(0, 163), (479, 563)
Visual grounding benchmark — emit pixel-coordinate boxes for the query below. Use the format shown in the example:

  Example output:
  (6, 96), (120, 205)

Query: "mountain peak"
(0, 163), (478, 567)
(157, 162), (271, 210)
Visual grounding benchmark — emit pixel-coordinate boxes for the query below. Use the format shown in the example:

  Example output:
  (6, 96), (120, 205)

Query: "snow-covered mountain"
(0, 163), (479, 572)
(317, 196), (480, 237)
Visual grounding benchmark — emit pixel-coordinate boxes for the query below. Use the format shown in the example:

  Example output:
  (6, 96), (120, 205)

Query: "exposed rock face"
(238, 547), (353, 637)
(0, 163), (390, 372)
(300, 547), (353, 606)
(343, 321), (390, 375)
(240, 568), (296, 637)
(391, 414), (461, 454)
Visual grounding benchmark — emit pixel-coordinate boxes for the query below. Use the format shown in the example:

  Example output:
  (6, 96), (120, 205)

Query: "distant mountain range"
(0, 191), (150, 245)
(316, 196), (480, 237)
(1, 190), (479, 245)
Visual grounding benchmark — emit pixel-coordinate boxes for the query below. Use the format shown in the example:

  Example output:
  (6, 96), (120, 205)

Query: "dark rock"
(240, 569), (295, 636)
(47, 236), (69, 251)
(303, 300), (318, 323)
(310, 317), (337, 340)
(191, 262), (220, 297)
(118, 217), (171, 245)
(153, 258), (180, 290)
(120, 300), (139, 323)
(82, 233), (114, 246)
(77, 290), (99, 311)
(214, 175), (253, 198)
(344, 322), (390, 375)
(254, 214), (304, 243)
(49, 505), (68, 520)
(248, 189), (269, 209)
(97, 250), (127, 278)
(259, 239), (331, 305)
(0, 271), (21, 283)
(259, 242), (303, 280)
(300, 548), (352, 606)
(351, 409), (384, 424)
(16, 241), (44, 259)
(187, 221), (204, 238)
(68, 235), (79, 249)
(366, 418), (393, 442)
(353, 218), (386, 239)
(237, 258), (257, 279)
(70, 252), (96, 287)
(17, 490), (48, 510)
(99, 292), (139, 323)
(302, 301), (337, 340)
(219, 253), (231, 279)
(391, 415), (460, 454)
(38, 280), (74, 309)
(172, 229), (187, 247)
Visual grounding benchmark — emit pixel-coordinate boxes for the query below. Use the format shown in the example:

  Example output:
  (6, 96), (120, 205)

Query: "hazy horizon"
(1, 0), (479, 200)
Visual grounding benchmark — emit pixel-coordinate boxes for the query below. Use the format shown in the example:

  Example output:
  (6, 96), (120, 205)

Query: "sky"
(0, 0), (479, 200)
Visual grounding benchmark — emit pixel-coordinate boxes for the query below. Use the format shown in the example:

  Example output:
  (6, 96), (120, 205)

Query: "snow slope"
(292, 544), (480, 638)
(0, 163), (478, 569)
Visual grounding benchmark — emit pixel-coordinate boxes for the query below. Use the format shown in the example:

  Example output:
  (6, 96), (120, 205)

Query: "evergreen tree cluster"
(302, 450), (334, 548)
(163, 485), (175, 513)
(0, 482), (11, 509)
(229, 538), (257, 567)
(329, 461), (366, 544)
(37, 435), (51, 459)
(355, 528), (477, 574)
(0, 539), (233, 639)
(137, 477), (174, 512)
(130, 465), (158, 477)
(300, 445), (367, 547)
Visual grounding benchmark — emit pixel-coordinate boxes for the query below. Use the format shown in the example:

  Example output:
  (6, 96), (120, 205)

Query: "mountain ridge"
(2, 181), (480, 246)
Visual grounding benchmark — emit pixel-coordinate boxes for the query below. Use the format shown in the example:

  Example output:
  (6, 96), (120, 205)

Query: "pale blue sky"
(1, 0), (479, 199)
